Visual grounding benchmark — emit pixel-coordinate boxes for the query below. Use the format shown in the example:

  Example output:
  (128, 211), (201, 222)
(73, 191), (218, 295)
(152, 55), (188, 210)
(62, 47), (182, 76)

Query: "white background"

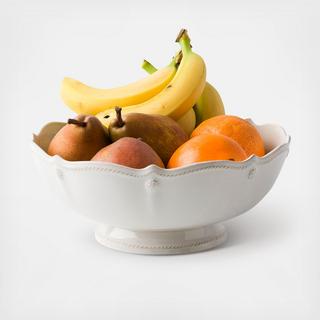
(1, 0), (319, 319)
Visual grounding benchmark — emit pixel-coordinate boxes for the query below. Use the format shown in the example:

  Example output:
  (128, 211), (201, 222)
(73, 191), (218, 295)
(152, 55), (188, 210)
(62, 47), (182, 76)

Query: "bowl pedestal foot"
(95, 223), (227, 255)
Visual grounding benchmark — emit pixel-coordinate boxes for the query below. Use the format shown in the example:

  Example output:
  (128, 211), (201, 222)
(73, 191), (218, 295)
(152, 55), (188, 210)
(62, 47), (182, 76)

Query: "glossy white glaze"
(95, 223), (227, 255)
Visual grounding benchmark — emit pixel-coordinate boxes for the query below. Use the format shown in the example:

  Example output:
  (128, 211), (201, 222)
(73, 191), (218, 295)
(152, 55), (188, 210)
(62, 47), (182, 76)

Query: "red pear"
(48, 115), (109, 161)
(91, 137), (164, 169)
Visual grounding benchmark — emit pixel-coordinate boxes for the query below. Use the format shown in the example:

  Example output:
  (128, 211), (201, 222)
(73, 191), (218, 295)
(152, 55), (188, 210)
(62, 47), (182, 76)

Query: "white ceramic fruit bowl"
(31, 120), (290, 255)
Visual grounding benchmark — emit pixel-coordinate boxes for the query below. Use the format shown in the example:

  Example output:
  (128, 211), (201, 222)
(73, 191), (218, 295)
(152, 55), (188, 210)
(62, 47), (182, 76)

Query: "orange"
(167, 133), (247, 168)
(191, 115), (265, 157)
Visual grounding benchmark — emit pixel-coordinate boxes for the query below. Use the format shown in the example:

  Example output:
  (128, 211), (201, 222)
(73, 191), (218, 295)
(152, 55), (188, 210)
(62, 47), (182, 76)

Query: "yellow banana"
(194, 82), (225, 125)
(61, 58), (178, 115)
(142, 59), (225, 126)
(141, 58), (196, 136)
(97, 29), (206, 127)
(176, 108), (196, 136)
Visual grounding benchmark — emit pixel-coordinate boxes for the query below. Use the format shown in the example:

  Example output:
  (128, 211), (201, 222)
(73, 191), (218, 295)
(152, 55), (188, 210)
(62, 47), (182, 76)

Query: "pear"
(91, 137), (164, 169)
(48, 115), (109, 161)
(108, 107), (188, 165)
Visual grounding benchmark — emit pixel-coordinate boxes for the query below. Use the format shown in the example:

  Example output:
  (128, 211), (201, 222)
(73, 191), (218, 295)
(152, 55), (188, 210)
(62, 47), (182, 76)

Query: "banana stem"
(142, 50), (182, 77)
(115, 107), (125, 127)
(68, 118), (87, 127)
(141, 60), (157, 74)
(176, 29), (192, 56)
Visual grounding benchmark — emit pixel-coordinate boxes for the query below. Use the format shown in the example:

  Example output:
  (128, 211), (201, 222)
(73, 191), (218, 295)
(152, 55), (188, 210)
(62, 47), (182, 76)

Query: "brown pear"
(91, 137), (164, 169)
(48, 115), (109, 161)
(108, 107), (188, 165)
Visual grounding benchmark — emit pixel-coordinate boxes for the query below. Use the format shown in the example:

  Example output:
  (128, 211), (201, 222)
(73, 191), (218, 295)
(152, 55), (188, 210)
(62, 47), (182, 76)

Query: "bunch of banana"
(141, 59), (196, 135)
(142, 60), (225, 128)
(96, 29), (206, 127)
(61, 29), (220, 133)
(61, 54), (180, 115)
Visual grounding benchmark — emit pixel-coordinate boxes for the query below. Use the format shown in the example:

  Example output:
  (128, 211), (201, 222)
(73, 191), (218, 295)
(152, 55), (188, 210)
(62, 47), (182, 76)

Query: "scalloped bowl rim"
(31, 120), (291, 177)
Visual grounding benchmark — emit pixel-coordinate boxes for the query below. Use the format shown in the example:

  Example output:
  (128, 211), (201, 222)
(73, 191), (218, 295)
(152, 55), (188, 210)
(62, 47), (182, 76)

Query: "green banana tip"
(141, 59), (151, 68)
(175, 29), (192, 55)
(141, 60), (158, 74)
(175, 29), (190, 43)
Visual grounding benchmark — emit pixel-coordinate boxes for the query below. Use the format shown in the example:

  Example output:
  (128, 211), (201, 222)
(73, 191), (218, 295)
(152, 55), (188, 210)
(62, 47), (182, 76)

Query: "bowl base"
(95, 223), (227, 255)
